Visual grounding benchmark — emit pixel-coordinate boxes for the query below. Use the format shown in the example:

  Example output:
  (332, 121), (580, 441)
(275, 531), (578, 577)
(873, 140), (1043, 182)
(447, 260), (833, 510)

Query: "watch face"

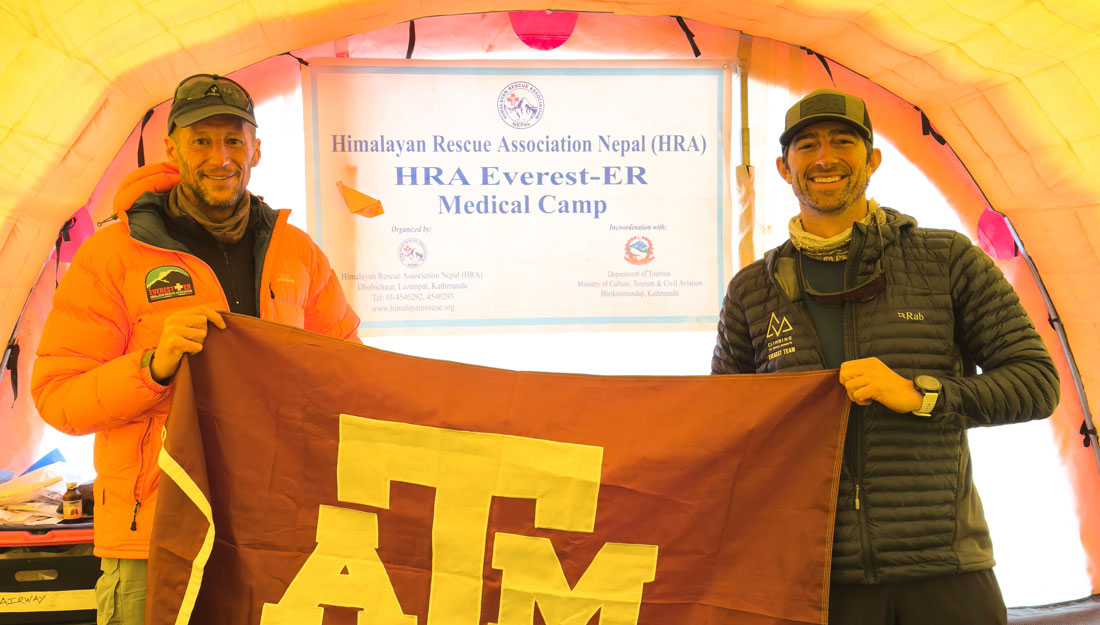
(915, 375), (941, 392)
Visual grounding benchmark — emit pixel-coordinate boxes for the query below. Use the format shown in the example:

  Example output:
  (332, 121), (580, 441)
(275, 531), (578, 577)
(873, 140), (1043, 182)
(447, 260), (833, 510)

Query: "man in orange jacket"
(32, 74), (361, 625)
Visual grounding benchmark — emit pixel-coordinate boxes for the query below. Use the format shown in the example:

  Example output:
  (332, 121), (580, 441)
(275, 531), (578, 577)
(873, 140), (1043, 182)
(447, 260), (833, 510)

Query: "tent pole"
(1002, 216), (1100, 474)
(735, 33), (755, 268)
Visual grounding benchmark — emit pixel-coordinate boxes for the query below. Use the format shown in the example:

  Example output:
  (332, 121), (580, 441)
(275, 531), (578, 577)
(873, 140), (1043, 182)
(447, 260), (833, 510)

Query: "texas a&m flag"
(147, 314), (849, 625)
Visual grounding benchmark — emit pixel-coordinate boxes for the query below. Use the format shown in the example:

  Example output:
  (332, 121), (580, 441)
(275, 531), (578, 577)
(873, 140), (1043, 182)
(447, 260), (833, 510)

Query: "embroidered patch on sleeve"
(146, 265), (196, 302)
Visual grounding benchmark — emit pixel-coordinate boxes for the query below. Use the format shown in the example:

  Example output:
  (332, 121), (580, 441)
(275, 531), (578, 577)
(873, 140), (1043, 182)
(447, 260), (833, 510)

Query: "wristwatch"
(912, 375), (941, 417)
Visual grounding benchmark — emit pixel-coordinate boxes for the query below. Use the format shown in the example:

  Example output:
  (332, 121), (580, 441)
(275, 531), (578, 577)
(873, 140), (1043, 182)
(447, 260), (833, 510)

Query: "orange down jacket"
(31, 163), (361, 559)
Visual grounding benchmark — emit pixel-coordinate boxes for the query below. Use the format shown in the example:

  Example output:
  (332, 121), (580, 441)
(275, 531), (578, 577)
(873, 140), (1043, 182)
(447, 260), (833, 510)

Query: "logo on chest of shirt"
(145, 266), (195, 303)
(765, 312), (795, 361)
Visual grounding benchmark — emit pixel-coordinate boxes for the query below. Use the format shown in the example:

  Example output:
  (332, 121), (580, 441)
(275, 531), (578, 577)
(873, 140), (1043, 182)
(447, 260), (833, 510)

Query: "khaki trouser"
(95, 558), (147, 625)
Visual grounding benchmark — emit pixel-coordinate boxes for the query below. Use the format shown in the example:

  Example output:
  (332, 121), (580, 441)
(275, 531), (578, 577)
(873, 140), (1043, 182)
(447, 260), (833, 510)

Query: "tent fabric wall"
(2, 0), (1099, 589)
(0, 264), (57, 473)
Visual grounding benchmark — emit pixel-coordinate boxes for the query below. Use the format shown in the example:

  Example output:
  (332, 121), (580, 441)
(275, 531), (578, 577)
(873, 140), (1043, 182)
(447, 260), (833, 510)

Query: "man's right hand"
(150, 306), (226, 383)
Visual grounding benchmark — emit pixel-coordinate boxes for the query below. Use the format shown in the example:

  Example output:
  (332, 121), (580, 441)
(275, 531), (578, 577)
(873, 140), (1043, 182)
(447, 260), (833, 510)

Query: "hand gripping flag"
(147, 314), (849, 625)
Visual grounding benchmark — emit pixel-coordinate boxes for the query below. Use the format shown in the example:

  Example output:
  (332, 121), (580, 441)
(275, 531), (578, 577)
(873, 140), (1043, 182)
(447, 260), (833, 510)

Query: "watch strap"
(913, 389), (938, 417)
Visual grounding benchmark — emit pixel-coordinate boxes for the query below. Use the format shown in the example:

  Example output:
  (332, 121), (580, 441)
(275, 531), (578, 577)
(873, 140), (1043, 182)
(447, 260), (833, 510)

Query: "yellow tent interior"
(2, 0), (1099, 600)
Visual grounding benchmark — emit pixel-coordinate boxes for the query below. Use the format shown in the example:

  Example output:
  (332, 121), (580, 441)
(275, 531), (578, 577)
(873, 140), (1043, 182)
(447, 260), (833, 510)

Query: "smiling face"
(165, 115), (261, 222)
(777, 120), (881, 236)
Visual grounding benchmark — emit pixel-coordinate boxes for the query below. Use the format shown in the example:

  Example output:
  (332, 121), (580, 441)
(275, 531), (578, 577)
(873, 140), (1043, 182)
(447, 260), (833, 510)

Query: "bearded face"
(166, 115), (260, 221)
(778, 121), (879, 226)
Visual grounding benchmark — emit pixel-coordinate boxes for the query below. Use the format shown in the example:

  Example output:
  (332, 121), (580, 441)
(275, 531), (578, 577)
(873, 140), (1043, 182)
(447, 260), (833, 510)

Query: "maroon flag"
(148, 314), (849, 624)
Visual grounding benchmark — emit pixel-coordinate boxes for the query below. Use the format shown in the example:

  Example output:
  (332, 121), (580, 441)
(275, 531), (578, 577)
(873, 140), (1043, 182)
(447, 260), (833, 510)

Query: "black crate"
(0, 541), (98, 624)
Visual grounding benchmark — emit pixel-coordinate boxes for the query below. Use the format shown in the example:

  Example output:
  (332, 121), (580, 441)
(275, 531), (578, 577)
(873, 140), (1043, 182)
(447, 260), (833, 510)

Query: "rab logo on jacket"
(145, 266), (195, 302)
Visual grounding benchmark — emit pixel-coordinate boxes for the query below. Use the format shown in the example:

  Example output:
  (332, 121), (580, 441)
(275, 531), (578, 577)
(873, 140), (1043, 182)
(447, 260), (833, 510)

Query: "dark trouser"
(829, 570), (1007, 625)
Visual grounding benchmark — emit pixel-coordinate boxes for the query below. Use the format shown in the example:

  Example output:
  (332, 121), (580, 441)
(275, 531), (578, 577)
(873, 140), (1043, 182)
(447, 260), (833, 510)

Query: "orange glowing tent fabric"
(6, 0), (1100, 606)
(147, 314), (850, 624)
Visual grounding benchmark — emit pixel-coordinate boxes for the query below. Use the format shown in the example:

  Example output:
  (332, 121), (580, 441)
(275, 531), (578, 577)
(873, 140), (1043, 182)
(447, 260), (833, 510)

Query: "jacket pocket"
(264, 266), (309, 328)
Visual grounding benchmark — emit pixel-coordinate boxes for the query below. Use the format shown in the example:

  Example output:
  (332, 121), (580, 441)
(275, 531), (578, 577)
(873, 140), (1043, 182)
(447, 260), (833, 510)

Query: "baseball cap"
(779, 89), (872, 148)
(167, 74), (257, 133)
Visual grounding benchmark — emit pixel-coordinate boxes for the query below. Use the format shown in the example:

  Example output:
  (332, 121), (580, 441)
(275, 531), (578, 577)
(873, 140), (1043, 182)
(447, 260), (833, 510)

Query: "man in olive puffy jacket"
(712, 89), (1059, 624)
(32, 74), (360, 625)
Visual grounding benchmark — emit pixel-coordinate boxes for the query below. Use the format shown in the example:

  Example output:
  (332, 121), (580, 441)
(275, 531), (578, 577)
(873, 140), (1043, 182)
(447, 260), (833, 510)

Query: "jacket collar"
(764, 206), (915, 302)
(126, 190), (278, 252)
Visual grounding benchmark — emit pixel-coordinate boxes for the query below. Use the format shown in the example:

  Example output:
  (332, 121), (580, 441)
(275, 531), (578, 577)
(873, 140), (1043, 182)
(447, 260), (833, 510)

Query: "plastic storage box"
(0, 524), (97, 625)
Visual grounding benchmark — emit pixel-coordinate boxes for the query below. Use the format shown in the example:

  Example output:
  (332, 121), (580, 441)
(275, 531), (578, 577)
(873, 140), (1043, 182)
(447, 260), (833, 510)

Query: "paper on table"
(0, 501), (63, 525)
(0, 465), (64, 506)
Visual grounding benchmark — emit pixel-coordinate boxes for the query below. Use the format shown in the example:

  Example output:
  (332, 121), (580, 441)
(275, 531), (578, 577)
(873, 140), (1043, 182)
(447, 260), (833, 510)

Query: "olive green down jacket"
(712, 208), (1059, 585)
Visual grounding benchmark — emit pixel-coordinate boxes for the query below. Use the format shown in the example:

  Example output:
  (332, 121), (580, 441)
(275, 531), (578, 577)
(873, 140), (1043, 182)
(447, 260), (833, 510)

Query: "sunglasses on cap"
(173, 74), (254, 109)
(167, 73), (257, 133)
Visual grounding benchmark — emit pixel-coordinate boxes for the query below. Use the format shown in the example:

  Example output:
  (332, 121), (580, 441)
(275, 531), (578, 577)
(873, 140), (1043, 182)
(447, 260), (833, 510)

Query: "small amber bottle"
(62, 482), (82, 519)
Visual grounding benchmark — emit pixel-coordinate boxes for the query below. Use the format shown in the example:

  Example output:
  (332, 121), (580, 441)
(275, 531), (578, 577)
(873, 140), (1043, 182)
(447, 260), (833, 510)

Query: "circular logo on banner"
(498, 82), (545, 129)
(624, 236), (655, 265)
(398, 238), (427, 268)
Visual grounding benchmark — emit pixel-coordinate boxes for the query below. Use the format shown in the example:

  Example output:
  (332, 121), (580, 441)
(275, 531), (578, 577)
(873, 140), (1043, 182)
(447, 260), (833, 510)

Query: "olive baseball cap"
(779, 89), (872, 148)
(167, 74), (257, 133)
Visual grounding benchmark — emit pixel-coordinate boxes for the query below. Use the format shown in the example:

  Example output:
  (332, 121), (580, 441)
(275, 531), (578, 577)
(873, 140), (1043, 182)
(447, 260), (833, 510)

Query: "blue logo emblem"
(498, 82), (544, 129)
(624, 236), (655, 265)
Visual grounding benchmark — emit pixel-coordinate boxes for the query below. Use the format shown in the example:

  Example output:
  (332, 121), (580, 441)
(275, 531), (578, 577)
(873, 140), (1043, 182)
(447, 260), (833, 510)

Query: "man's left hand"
(838, 357), (923, 413)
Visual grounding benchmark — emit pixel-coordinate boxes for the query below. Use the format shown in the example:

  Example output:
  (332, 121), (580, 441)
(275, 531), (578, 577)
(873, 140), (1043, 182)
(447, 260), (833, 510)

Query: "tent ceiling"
(2, 0), (1098, 411)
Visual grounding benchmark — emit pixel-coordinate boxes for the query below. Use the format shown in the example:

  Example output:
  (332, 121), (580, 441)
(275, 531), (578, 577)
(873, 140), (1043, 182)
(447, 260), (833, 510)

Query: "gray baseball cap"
(780, 89), (872, 148)
(167, 74), (257, 133)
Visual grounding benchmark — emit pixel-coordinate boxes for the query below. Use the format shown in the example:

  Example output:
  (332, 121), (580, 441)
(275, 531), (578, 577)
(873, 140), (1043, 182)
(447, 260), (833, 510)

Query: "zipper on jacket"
(254, 208), (283, 313)
(850, 409), (874, 581)
(131, 418), (156, 533)
(789, 250), (828, 364)
(779, 247), (828, 366)
(845, 228), (878, 583)
(219, 244), (243, 311)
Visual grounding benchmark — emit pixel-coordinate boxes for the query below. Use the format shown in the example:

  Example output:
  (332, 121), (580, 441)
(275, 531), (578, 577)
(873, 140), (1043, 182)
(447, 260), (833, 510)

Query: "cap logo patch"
(802, 93), (846, 116)
(145, 265), (195, 302)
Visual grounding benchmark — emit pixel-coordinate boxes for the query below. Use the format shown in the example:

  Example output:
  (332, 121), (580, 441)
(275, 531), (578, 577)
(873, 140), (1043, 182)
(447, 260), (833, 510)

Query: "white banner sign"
(303, 60), (732, 333)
